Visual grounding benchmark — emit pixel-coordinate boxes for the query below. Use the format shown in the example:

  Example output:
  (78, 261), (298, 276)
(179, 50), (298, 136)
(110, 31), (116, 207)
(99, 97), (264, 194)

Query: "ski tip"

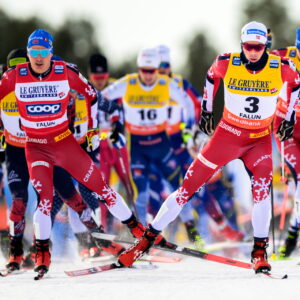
(34, 273), (45, 280)
(34, 269), (48, 280)
(282, 274), (288, 279)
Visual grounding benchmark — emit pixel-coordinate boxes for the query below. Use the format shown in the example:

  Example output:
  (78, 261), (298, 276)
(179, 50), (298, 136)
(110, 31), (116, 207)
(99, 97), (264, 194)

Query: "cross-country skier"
(117, 21), (300, 274)
(0, 29), (146, 276)
(271, 28), (300, 258)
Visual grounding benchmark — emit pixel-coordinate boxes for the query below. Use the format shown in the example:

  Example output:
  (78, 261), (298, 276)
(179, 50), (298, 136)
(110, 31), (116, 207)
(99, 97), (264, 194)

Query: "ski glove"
(181, 128), (194, 149)
(199, 111), (214, 136)
(276, 119), (295, 141)
(110, 121), (126, 149)
(0, 130), (6, 152)
(86, 128), (100, 152)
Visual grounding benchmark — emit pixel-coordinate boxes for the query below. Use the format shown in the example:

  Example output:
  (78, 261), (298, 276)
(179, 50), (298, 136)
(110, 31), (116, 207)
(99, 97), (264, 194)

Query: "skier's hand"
(276, 119), (294, 141)
(0, 130), (6, 152)
(86, 128), (100, 152)
(110, 121), (126, 149)
(181, 128), (194, 149)
(199, 111), (214, 136)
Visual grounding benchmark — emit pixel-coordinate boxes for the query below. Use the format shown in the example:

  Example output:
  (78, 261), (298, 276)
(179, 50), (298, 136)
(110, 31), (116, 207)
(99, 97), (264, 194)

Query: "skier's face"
(158, 62), (171, 76)
(89, 73), (109, 91)
(27, 46), (53, 74)
(138, 68), (158, 86)
(242, 41), (266, 63)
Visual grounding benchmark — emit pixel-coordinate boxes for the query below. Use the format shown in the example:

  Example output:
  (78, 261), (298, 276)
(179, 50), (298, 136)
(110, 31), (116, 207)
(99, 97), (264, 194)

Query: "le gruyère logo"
(19, 85), (59, 98)
(227, 77), (271, 92)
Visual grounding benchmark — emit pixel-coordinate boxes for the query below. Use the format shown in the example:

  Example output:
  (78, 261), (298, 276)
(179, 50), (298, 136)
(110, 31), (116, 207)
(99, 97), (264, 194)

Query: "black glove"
(276, 119), (295, 141)
(199, 111), (214, 135)
(110, 121), (126, 148)
(0, 130), (6, 152)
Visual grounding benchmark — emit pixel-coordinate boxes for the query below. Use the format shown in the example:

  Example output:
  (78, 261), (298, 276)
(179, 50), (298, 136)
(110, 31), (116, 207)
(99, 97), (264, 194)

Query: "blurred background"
(0, 0), (299, 99)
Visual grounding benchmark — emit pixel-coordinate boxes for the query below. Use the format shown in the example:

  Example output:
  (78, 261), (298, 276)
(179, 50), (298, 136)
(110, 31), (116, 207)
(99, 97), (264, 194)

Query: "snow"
(0, 254), (299, 300)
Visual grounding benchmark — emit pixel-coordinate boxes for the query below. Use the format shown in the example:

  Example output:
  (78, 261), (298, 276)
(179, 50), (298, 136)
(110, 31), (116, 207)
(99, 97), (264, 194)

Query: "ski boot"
(75, 232), (103, 258)
(251, 237), (271, 273)
(278, 228), (299, 258)
(121, 214), (167, 247)
(77, 207), (126, 257)
(6, 235), (24, 272)
(184, 220), (205, 249)
(118, 225), (160, 267)
(122, 214), (146, 239)
(34, 239), (51, 274)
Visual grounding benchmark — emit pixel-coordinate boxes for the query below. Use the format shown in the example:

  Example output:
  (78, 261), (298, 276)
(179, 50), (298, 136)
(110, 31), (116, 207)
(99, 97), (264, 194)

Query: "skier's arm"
(270, 48), (288, 57)
(202, 53), (229, 112)
(101, 78), (127, 102)
(276, 58), (300, 141)
(67, 64), (120, 128)
(182, 78), (202, 123)
(281, 58), (300, 122)
(169, 80), (195, 129)
(199, 54), (229, 135)
(0, 68), (16, 103)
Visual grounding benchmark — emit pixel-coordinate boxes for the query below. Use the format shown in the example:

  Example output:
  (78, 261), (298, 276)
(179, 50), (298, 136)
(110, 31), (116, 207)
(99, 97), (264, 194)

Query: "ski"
(65, 263), (120, 276)
(65, 262), (158, 277)
(92, 232), (253, 270)
(85, 254), (181, 264)
(91, 233), (289, 279)
(0, 269), (27, 277)
(258, 272), (288, 280)
(82, 255), (115, 263)
(0, 265), (33, 277)
(142, 255), (181, 263)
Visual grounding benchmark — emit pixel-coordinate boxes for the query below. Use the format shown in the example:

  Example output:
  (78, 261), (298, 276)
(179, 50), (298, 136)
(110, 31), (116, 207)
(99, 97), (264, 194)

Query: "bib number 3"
(244, 97), (259, 113)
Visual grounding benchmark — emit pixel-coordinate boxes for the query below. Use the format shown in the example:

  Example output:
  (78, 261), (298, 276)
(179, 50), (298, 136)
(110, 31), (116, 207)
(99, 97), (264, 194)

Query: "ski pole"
(270, 181), (277, 260)
(280, 142), (285, 183)
(116, 147), (138, 217)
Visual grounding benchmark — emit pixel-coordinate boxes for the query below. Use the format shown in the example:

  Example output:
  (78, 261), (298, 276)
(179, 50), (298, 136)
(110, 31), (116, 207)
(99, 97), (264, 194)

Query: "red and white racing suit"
(149, 52), (300, 239)
(0, 61), (132, 240)
(272, 46), (300, 225)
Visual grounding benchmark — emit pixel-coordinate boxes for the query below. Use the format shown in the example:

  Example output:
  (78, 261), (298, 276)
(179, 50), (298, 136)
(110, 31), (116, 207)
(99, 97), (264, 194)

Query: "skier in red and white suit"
(271, 28), (300, 257)
(0, 29), (143, 274)
(117, 21), (300, 273)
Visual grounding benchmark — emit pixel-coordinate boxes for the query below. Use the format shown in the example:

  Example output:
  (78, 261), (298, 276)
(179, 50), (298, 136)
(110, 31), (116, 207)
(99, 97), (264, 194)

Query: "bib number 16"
(138, 109), (157, 120)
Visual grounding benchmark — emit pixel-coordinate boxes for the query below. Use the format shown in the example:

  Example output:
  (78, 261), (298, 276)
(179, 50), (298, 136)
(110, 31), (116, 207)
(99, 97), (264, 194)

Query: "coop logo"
(26, 103), (61, 115)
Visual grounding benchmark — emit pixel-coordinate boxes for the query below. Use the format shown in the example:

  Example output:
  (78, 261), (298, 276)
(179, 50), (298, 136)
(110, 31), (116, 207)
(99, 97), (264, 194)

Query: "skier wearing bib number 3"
(117, 21), (300, 274)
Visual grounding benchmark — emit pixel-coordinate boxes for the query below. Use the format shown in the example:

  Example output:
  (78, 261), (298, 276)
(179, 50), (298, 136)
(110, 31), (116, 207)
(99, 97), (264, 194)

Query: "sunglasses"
(140, 68), (157, 74)
(242, 43), (265, 52)
(27, 48), (52, 58)
(90, 73), (109, 81)
(159, 62), (170, 68)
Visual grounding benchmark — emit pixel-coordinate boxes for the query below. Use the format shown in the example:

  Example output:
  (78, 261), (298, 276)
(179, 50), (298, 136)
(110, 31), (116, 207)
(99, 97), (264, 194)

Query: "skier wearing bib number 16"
(101, 48), (199, 233)
(117, 21), (300, 274)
